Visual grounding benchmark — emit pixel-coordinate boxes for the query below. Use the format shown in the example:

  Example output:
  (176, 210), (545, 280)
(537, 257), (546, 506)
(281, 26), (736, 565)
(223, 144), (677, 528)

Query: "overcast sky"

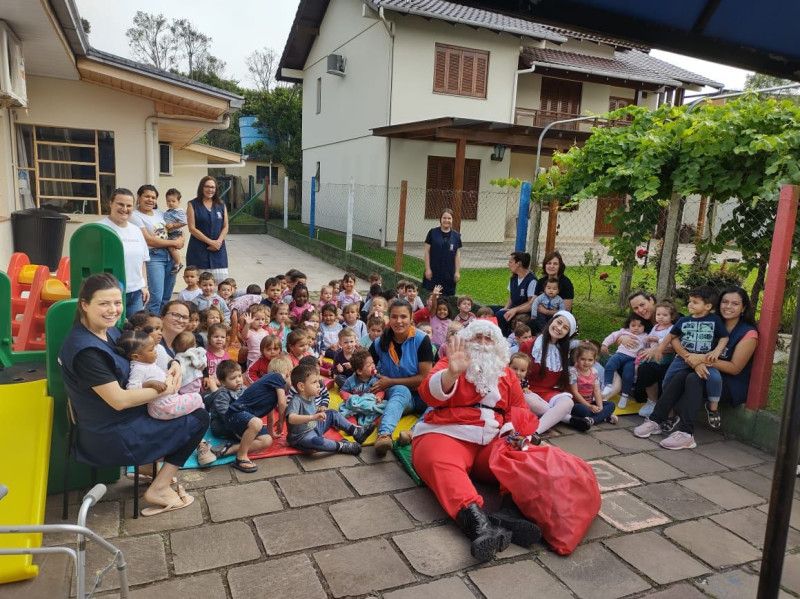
(75, 0), (753, 92)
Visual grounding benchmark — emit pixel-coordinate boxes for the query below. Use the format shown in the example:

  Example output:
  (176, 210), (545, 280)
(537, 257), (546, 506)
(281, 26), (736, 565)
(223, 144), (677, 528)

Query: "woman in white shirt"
(129, 185), (184, 314)
(99, 188), (150, 315)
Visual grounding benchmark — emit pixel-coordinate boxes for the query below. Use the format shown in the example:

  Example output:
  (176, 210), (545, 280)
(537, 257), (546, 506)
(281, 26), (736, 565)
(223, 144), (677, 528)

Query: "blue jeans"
(572, 401), (616, 424)
(291, 410), (356, 452)
(126, 289), (144, 316)
(378, 385), (427, 436)
(663, 356), (722, 402)
(146, 252), (177, 314)
(604, 353), (636, 394)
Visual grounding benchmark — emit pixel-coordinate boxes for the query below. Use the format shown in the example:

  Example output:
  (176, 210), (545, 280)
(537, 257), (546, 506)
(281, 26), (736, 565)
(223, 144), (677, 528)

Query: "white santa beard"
(465, 344), (506, 396)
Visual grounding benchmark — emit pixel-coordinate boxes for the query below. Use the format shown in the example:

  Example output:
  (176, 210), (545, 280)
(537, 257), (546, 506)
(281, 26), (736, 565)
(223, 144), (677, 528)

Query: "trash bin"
(11, 208), (68, 270)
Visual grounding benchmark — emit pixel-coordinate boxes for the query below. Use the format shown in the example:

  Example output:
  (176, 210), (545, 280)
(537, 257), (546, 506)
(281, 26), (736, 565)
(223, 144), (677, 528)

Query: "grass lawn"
(766, 362), (788, 414)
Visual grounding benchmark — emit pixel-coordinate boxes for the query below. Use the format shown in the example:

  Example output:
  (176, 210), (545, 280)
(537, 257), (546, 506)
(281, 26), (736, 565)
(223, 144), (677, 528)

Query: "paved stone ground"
(5, 416), (799, 599)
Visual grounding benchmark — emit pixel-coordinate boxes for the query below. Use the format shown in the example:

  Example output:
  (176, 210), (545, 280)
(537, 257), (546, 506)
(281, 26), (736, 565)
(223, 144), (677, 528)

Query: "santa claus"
(412, 319), (542, 561)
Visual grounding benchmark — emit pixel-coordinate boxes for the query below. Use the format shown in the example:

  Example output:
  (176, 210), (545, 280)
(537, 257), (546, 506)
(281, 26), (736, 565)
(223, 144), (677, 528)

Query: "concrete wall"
(158, 148), (209, 203)
(391, 17), (521, 125)
(224, 161), (290, 211)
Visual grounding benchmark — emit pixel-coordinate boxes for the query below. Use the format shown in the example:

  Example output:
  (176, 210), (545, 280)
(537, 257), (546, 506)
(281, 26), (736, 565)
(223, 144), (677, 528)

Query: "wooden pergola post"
(545, 198), (559, 256)
(453, 137), (466, 230)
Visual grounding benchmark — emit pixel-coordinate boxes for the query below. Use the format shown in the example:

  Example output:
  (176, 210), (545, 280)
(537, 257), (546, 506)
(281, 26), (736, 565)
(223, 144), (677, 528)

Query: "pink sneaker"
(633, 419), (661, 438)
(659, 431), (697, 450)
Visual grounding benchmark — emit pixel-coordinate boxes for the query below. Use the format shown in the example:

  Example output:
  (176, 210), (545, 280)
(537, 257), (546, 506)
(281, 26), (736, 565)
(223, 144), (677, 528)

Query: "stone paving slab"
(678, 474), (764, 510)
(589, 459), (641, 492)
(599, 490), (671, 532)
(121, 572), (226, 599)
(82, 533), (168, 592)
(328, 495), (414, 540)
(44, 499), (120, 545)
(468, 559), (573, 599)
(383, 577), (477, 599)
(170, 521), (261, 574)
(0, 553), (71, 599)
(360, 445), (399, 464)
(630, 482), (721, 520)
(664, 519), (761, 568)
(539, 541), (651, 598)
(697, 568), (793, 599)
(644, 582), (710, 599)
(583, 516), (618, 541)
(603, 530), (710, 584)
(254, 505), (343, 554)
(650, 448), (729, 476)
(781, 552), (800, 594)
(297, 452), (360, 471)
(228, 554), (327, 599)
(720, 468), (774, 499)
(179, 465), (234, 489)
(548, 434), (620, 460)
(393, 524), (528, 576)
(277, 470), (353, 507)
(690, 427), (726, 445)
(339, 462), (417, 495)
(232, 455), (300, 481)
(757, 498), (800, 530)
(205, 480), (283, 521)
(693, 441), (766, 468)
(609, 452), (685, 483)
(710, 507), (800, 550)
(394, 487), (448, 523)
(591, 429), (660, 453)
(313, 538), (416, 598)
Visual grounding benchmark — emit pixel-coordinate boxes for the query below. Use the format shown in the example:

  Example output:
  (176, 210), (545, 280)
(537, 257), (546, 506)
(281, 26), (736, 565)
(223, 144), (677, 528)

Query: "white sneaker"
(601, 385), (613, 399)
(633, 419), (661, 438)
(617, 394), (629, 409)
(660, 431), (697, 450)
(638, 400), (657, 418)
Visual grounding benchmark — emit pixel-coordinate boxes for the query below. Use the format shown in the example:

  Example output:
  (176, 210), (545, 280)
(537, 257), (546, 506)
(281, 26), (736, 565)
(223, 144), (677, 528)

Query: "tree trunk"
(656, 192), (685, 299)
(697, 197), (717, 268)
(618, 258), (635, 309)
(750, 259), (768, 313)
(545, 199), (559, 257)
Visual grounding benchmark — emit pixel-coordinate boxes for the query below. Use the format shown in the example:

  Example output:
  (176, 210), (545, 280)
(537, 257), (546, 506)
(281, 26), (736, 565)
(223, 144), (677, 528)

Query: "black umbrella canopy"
(463, 0), (800, 81)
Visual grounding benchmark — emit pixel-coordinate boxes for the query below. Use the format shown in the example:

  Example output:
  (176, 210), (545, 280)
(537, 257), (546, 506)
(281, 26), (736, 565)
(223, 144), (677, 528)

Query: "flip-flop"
(126, 471), (177, 484)
(173, 483), (188, 500)
(140, 493), (194, 517)
(211, 441), (235, 458)
(231, 458), (258, 473)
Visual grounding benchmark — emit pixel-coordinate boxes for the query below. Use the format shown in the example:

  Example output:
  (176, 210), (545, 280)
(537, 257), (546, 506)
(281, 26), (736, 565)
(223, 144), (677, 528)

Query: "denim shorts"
(224, 410), (269, 439)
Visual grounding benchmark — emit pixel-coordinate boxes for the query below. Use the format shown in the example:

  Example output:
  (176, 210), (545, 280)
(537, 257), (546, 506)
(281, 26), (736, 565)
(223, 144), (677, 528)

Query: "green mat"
(392, 442), (424, 486)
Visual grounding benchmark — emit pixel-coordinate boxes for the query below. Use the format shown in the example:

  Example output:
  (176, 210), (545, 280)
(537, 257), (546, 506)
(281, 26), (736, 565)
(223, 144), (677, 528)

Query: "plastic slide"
(0, 379), (53, 583)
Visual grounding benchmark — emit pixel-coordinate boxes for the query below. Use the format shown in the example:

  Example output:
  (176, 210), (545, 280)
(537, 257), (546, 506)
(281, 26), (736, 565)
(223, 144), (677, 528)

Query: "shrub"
(676, 264), (743, 301)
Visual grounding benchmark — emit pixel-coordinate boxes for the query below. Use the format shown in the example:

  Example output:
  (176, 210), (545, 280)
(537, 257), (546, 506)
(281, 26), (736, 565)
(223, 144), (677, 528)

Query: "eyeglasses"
(166, 312), (189, 322)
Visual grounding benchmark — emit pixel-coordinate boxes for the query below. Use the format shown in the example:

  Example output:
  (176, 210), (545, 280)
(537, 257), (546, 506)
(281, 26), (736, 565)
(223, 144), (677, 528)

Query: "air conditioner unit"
(326, 54), (345, 77)
(0, 21), (26, 107)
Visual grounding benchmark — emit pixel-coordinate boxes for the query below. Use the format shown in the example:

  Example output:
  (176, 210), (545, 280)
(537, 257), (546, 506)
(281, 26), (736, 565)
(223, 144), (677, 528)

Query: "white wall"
(391, 17), (521, 125)
(158, 148), (209, 203)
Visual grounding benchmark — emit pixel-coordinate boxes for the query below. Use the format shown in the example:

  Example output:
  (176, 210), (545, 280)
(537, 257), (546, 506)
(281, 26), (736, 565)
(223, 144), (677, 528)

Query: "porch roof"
(371, 116), (589, 155)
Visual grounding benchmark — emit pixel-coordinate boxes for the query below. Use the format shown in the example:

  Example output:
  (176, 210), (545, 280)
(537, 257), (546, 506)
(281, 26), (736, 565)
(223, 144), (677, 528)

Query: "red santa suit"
(412, 358), (539, 519)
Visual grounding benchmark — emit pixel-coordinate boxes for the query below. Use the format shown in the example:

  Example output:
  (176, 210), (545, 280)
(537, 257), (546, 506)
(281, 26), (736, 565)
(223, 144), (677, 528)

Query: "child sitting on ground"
(172, 331), (207, 394)
(435, 321), (462, 359)
(454, 295), (476, 326)
(405, 282), (424, 312)
(569, 341), (617, 428)
(210, 356), (292, 473)
(218, 279), (235, 308)
(281, 269), (307, 303)
(205, 323), (229, 381)
(318, 303), (343, 355)
(430, 298), (452, 347)
(198, 305), (224, 345)
(509, 352), (531, 391)
(361, 283), (384, 317)
(268, 302), (292, 349)
(367, 296), (389, 323)
(530, 278), (565, 333)
(475, 305), (499, 325)
(337, 272), (362, 307)
(289, 283), (311, 323)
(241, 305), (270, 368)
(163, 188), (186, 274)
(601, 314), (649, 408)
(317, 284), (337, 311)
(339, 348), (382, 399)
(185, 303), (204, 348)
(361, 315), (385, 348)
(229, 284), (263, 316)
(508, 321), (533, 354)
(286, 329), (312, 366)
(119, 330), (203, 420)
(342, 303), (367, 339)
(286, 363), (371, 455)
(636, 300), (678, 417)
(287, 356), (331, 410)
(247, 335), (282, 383)
(178, 265), (202, 302)
(194, 271), (231, 323)
(261, 277), (282, 310)
(332, 328), (359, 388)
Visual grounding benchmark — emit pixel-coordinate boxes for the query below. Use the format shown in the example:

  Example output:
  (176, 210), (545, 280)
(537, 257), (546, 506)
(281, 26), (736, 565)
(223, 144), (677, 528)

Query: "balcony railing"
(514, 107), (632, 131)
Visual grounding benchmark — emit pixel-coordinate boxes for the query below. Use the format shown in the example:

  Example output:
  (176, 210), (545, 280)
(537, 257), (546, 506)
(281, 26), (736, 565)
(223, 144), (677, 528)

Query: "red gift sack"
(489, 441), (600, 555)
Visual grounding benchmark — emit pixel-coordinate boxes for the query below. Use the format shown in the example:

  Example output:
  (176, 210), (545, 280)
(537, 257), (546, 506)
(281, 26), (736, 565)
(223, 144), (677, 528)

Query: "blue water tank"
(239, 115), (271, 150)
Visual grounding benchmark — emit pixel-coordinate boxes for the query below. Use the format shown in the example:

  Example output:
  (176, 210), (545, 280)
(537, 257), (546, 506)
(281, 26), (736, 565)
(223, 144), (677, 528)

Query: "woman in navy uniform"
(186, 175), (229, 284)
(423, 209), (462, 297)
(59, 274), (208, 516)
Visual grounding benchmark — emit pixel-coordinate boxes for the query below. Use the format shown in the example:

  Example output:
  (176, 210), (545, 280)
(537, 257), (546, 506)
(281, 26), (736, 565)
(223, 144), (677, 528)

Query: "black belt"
(472, 403), (505, 415)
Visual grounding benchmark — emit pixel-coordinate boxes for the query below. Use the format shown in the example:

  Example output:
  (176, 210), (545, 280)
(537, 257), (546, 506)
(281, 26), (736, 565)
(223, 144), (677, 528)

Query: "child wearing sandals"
(569, 341), (617, 427)
(118, 330), (204, 420)
(286, 363), (372, 455)
(209, 356), (292, 473)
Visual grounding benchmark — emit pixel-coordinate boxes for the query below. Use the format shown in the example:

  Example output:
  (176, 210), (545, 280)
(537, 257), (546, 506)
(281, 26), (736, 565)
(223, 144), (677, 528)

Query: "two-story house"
(278, 0), (721, 245)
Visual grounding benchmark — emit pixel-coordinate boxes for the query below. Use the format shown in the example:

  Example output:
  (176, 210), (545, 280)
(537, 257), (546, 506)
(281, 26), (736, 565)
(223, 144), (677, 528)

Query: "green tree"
(126, 12), (177, 71)
(243, 86), (303, 182)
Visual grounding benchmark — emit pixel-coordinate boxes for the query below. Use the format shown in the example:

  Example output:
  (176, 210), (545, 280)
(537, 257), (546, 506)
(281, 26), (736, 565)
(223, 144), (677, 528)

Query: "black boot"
(351, 423), (376, 444)
(490, 495), (542, 548)
(456, 503), (512, 561)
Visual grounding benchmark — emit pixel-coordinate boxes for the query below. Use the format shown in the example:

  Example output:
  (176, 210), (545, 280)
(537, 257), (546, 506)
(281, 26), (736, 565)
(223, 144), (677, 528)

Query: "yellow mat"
(610, 394), (644, 416)
(328, 386), (418, 445)
(0, 379), (53, 584)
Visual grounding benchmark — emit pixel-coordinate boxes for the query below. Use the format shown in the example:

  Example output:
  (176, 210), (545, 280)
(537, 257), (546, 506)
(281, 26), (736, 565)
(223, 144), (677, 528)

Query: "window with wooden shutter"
(425, 155), (480, 220)
(539, 77), (582, 118)
(433, 43), (489, 98)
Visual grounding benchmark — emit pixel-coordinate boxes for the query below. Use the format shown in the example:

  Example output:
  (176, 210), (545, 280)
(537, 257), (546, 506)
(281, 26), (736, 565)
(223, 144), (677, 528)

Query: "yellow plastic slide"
(0, 379), (53, 583)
